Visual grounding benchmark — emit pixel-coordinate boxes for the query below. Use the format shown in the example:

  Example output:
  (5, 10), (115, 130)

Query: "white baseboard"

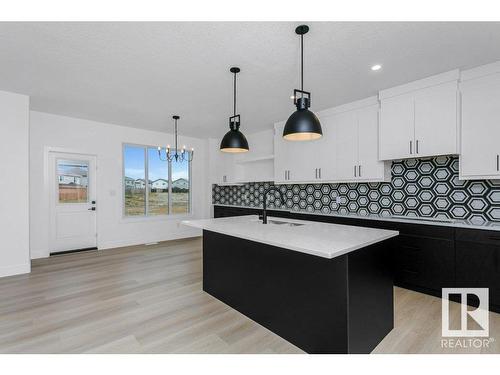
(30, 229), (202, 259)
(0, 263), (31, 278)
(98, 230), (202, 250)
(30, 250), (48, 260)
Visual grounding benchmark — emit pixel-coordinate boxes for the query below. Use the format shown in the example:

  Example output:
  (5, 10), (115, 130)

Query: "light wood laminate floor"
(0, 237), (499, 354)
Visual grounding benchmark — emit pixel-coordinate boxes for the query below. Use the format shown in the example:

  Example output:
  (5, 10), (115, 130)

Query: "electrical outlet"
(335, 196), (341, 204)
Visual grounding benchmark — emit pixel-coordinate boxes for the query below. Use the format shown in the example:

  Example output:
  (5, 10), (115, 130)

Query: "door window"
(57, 159), (89, 204)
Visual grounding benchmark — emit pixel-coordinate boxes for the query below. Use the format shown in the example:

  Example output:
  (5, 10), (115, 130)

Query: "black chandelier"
(220, 67), (249, 153)
(283, 25), (322, 141)
(157, 115), (194, 162)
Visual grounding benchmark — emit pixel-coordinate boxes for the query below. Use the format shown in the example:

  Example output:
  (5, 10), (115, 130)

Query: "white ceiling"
(1, 22), (500, 138)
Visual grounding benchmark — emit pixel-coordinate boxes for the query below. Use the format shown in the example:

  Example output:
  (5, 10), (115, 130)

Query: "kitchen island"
(182, 215), (399, 354)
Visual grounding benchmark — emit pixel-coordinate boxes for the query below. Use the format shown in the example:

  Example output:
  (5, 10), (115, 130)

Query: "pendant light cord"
(233, 70), (237, 116)
(175, 117), (178, 153)
(301, 33), (304, 93)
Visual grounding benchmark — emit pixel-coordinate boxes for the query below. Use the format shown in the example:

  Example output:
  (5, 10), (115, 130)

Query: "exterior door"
(49, 152), (97, 253)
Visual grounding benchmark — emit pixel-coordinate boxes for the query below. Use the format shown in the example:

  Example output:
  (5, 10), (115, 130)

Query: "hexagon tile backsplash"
(212, 156), (500, 224)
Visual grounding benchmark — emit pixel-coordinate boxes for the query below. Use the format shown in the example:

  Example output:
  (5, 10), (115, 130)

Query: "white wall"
(0, 91), (30, 276)
(30, 111), (210, 259)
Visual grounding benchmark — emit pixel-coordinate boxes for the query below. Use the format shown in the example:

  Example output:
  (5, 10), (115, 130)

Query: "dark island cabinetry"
(213, 205), (500, 312)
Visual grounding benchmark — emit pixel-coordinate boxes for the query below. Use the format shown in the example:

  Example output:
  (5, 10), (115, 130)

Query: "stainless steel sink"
(267, 220), (305, 227)
(391, 215), (456, 224)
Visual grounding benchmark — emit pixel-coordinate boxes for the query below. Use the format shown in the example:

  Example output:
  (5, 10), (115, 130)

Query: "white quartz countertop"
(182, 215), (399, 259)
(213, 204), (500, 232)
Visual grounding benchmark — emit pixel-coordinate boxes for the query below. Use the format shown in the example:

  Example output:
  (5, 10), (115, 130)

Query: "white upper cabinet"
(379, 93), (414, 160)
(414, 82), (459, 157)
(333, 110), (358, 181)
(332, 101), (389, 182)
(274, 120), (333, 183)
(274, 121), (292, 183)
(357, 105), (388, 181)
(274, 97), (389, 184)
(379, 70), (459, 160)
(209, 138), (236, 185)
(460, 62), (500, 180)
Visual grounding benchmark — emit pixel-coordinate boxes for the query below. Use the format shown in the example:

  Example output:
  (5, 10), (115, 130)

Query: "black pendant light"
(283, 25), (322, 141)
(220, 67), (249, 153)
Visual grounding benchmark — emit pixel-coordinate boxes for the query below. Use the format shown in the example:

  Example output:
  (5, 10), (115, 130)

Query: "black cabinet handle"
(495, 250), (499, 273)
(488, 236), (500, 241)
(401, 245), (420, 251)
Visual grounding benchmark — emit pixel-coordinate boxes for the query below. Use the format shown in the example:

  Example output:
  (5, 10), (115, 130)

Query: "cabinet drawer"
(456, 240), (500, 306)
(455, 228), (500, 245)
(393, 222), (454, 239)
(393, 235), (455, 291)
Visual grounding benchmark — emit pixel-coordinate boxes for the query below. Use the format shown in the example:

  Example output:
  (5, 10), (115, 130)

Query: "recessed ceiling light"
(371, 64), (382, 71)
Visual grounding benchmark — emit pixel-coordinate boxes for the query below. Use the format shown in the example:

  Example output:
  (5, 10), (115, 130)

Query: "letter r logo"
(442, 288), (489, 337)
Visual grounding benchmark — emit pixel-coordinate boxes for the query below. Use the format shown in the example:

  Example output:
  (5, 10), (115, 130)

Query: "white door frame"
(46, 147), (98, 253)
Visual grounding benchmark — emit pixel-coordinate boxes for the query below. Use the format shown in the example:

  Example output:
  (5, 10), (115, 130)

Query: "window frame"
(122, 143), (192, 219)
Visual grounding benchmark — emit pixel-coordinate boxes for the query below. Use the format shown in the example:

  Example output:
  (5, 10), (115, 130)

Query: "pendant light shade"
(220, 67), (249, 153)
(220, 115), (249, 152)
(283, 25), (322, 141)
(283, 97), (322, 141)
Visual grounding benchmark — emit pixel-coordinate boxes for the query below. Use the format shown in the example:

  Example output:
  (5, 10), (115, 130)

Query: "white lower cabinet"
(460, 70), (500, 179)
(273, 99), (389, 184)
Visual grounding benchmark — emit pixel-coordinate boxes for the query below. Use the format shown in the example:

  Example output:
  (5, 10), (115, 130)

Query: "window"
(124, 146), (146, 216)
(123, 144), (191, 217)
(57, 159), (89, 203)
(148, 148), (169, 215)
(171, 152), (190, 214)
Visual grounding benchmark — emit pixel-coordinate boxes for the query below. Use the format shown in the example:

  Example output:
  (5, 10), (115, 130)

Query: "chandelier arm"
(158, 148), (172, 162)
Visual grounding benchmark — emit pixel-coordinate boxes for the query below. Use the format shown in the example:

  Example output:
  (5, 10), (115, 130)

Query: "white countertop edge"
(182, 216), (399, 259)
(212, 204), (500, 232)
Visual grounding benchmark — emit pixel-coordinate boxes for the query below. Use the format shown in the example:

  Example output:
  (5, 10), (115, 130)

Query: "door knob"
(88, 207), (96, 211)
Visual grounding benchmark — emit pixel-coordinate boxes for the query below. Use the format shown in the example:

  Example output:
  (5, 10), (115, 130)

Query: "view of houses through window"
(57, 159), (89, 203)
(124, 144), (190, 216)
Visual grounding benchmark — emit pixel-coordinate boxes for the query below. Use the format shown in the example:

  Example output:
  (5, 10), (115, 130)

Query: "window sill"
(120, 212), (194, 224)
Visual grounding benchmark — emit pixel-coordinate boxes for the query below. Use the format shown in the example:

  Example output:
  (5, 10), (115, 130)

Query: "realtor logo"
(442, 288), (489, 337)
